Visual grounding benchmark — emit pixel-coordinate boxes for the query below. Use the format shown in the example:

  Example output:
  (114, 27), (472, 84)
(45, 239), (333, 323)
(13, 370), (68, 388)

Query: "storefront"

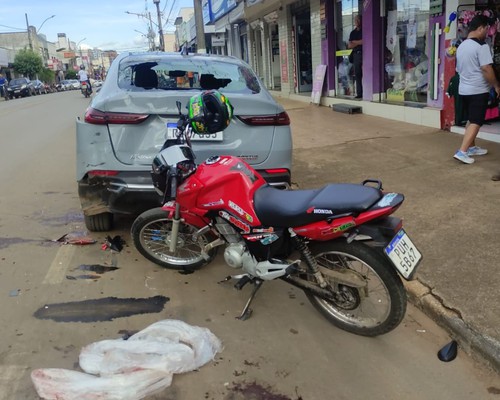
(291, 1), (313, 92)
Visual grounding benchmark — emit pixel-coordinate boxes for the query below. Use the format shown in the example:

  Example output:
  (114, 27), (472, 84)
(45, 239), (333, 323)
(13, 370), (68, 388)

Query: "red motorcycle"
(131, 93), (422, 336)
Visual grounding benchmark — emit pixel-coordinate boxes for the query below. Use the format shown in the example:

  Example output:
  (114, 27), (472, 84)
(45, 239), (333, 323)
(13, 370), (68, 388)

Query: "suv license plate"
(384, 229), (422, 280)
(166, 123), (223, 141)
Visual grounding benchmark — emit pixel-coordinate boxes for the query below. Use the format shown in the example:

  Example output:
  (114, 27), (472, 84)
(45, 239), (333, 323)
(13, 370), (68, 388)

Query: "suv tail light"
(85, 108), (149, 125)
(237, 111), (290, 126)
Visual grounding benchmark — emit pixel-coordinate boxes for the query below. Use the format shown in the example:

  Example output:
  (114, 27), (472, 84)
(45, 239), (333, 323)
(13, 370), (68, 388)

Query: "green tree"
(65, 70), (77, 80)
(39, 67), (56, 83)
(12, 49), (43, 79)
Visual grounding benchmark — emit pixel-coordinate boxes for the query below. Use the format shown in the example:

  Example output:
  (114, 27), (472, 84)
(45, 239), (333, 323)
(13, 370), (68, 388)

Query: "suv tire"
(84, 212), (113, 232)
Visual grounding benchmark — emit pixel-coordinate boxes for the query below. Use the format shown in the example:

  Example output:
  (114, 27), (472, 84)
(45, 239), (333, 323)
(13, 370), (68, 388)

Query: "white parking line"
(43, 245), (75, 284)
(0, 365), (28, 400)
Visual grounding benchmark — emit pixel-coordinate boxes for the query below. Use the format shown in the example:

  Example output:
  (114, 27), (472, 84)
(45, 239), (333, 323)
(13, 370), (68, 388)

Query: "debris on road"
(31, 319), (222, 400)
(438, 340), (458, 362)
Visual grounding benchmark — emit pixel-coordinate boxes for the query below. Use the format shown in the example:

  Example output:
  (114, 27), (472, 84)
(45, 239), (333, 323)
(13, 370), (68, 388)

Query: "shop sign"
(209, 0), (237, 22)
(63, 52), (75, 59)
(246, 0), (263, 6)
(202, 0), (213, 24)
(212, 33), (226, 47)
(280, 40), (288, 83)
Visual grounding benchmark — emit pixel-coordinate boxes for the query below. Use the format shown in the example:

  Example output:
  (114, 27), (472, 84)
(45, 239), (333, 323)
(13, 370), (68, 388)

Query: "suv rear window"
(117, 57), (261, 94)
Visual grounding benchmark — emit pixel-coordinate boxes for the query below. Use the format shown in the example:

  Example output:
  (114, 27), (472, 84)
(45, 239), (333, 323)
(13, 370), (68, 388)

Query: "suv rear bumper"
(78, 169), (291, 216)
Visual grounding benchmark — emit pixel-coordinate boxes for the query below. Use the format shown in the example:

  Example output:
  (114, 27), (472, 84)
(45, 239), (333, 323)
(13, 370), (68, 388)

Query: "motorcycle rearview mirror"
(176, 101), (182, 116)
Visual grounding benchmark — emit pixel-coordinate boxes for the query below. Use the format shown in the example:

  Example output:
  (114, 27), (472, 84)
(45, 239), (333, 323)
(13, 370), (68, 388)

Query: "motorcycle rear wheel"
(305, 240), (406, 337)
(131, 207), (216, 270)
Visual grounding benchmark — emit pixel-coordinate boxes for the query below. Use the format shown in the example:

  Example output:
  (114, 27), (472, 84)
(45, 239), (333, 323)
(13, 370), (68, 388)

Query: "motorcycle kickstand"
(237, 279), (263, 321)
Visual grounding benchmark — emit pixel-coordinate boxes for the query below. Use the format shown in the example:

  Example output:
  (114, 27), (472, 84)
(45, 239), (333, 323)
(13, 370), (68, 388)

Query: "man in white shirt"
(77, 65), (92, 93)
(454, 15), (500, 164)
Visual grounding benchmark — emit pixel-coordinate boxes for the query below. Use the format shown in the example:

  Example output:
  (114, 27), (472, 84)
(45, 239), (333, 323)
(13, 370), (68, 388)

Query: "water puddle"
(77, 264), (119, 274)
(34, 296), (169, 322)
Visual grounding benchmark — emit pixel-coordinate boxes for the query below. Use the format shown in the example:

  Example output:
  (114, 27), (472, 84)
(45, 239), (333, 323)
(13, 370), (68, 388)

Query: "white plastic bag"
(128, 319), (223, 372)
(31, 319), (222, 400)
(31, 368), (172, 400)
(79, 338), (194, 375)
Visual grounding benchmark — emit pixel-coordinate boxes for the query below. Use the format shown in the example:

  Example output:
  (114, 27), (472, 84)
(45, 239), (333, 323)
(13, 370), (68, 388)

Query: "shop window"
(384, 0), (430, 104)
(334, 0), (359, 97)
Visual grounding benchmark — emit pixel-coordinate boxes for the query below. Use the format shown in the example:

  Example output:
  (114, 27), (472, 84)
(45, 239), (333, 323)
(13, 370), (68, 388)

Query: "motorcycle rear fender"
(353, 216), (402, 247)
(160, 202), (209, 228)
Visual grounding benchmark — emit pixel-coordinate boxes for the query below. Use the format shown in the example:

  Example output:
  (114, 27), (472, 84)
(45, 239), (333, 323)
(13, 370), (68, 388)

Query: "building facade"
(178, 0), (500, 131)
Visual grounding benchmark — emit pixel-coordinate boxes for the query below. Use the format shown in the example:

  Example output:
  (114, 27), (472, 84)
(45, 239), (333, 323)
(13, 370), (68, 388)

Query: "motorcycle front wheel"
(305, 240), (407, 337)
(131, 207), (216, 270)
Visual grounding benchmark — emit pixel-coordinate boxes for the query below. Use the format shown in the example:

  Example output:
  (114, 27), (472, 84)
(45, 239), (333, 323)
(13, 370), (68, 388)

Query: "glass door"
(334, 0), (358, 97)
(295, 11), (312, 92)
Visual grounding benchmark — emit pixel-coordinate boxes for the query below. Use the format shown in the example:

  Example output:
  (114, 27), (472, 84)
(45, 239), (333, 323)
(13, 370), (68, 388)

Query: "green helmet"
(188, 90), (233, 134)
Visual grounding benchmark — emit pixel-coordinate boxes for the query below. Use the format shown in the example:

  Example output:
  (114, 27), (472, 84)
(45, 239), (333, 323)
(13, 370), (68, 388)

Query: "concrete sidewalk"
(275, 95), (500, 373)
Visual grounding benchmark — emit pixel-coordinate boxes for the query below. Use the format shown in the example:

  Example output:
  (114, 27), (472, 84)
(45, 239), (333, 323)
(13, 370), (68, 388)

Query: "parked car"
(56, 80), (72, 91)
(77, 52), (292, 231)
(32, 79), (47, 95)
(6, 77), (36, 98)
(69, 79), (81, 90)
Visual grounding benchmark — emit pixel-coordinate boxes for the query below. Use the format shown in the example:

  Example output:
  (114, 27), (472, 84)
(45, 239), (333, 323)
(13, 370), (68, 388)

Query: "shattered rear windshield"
(117, 57), (261, 94)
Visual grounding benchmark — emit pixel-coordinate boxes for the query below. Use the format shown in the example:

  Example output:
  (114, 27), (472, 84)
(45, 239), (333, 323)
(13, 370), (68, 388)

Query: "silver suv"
(76, 52), (293, 231)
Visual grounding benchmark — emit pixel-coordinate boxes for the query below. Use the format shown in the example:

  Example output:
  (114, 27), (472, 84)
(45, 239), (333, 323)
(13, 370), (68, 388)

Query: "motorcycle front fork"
(169, 203), (182, 253)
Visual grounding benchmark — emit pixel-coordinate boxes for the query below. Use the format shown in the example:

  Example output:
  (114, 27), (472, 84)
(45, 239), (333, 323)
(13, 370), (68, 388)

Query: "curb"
(404, 280), (500, 373)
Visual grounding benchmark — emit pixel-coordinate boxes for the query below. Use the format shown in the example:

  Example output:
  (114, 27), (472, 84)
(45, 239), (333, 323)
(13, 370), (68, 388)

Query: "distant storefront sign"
(212, 33), (226, 47)
(64, 52), (76, 59)
(203, 0), (213, 24)
(208, 0), (237, 22)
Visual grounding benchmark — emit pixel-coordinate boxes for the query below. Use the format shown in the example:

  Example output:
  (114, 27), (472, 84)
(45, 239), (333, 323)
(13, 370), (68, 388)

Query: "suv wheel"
(84, 212), (113, 232)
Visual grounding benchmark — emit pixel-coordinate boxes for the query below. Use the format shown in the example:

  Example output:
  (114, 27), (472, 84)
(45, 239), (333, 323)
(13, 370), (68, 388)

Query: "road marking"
(0, 365), (28, 400)
(43, 245), (75, 284)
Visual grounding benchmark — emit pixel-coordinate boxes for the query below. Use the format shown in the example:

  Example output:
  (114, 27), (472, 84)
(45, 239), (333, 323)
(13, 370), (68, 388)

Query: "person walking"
(453, 14), (500, 164)
(348, 15), (363, 99)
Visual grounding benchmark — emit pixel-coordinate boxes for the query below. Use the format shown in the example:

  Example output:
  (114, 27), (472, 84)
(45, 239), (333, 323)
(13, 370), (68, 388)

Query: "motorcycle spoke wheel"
(306, 240), (406, 336)
(131, 208), (215, 269)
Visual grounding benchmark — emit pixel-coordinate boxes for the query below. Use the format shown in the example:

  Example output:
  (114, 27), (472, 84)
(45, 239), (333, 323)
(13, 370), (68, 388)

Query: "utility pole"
(25, 13), (33, 50)
(153, 0), (165, 51)
(193, 0), (206, 53)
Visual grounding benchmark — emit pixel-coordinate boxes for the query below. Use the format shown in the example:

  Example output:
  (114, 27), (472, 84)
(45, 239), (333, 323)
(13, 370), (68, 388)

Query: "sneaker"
(453, 150), (475, 164)
(467, 146), (488, 156)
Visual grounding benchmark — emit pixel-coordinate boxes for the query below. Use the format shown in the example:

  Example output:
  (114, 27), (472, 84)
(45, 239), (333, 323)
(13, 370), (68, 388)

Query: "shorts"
(462, 93), (490, 126)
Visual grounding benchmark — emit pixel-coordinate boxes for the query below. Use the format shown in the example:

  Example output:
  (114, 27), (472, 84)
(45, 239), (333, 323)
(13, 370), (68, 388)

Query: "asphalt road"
(0, 92), (498, 399)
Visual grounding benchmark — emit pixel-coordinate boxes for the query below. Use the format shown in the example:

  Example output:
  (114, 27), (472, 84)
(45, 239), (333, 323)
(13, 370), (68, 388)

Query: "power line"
(0, 24), (25, 31)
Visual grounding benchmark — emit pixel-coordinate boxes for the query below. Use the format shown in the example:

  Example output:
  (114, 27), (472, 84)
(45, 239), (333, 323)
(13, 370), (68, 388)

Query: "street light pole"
(37, 15), (56, 33)
(76, 38), (87, 68)
(25, 13), (33, 50)
(153, 0), (165, 51)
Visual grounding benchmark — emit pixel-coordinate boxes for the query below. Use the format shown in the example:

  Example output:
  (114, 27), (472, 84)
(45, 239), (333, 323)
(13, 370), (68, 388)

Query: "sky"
(0, 0), (192, 52)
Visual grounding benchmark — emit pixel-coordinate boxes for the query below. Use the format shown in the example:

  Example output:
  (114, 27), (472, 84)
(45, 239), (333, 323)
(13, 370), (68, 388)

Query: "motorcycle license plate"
(166, 122), (223, 141)
(384, 229), (422, 280)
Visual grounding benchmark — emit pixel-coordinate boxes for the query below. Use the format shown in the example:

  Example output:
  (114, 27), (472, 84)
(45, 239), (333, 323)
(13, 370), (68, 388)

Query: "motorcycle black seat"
(254, 184), (382, 228)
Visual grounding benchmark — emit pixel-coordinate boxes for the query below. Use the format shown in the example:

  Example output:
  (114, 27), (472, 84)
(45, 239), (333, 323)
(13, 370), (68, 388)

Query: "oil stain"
(34, 296), (169, 322)
(227, 382), (301, 400)
(77, 264), (119, 274)
(487, 387), (500, 394)
(66, 274), (100, 281)
(0, 237), (38, 249)
(66, 264), (119, 281)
